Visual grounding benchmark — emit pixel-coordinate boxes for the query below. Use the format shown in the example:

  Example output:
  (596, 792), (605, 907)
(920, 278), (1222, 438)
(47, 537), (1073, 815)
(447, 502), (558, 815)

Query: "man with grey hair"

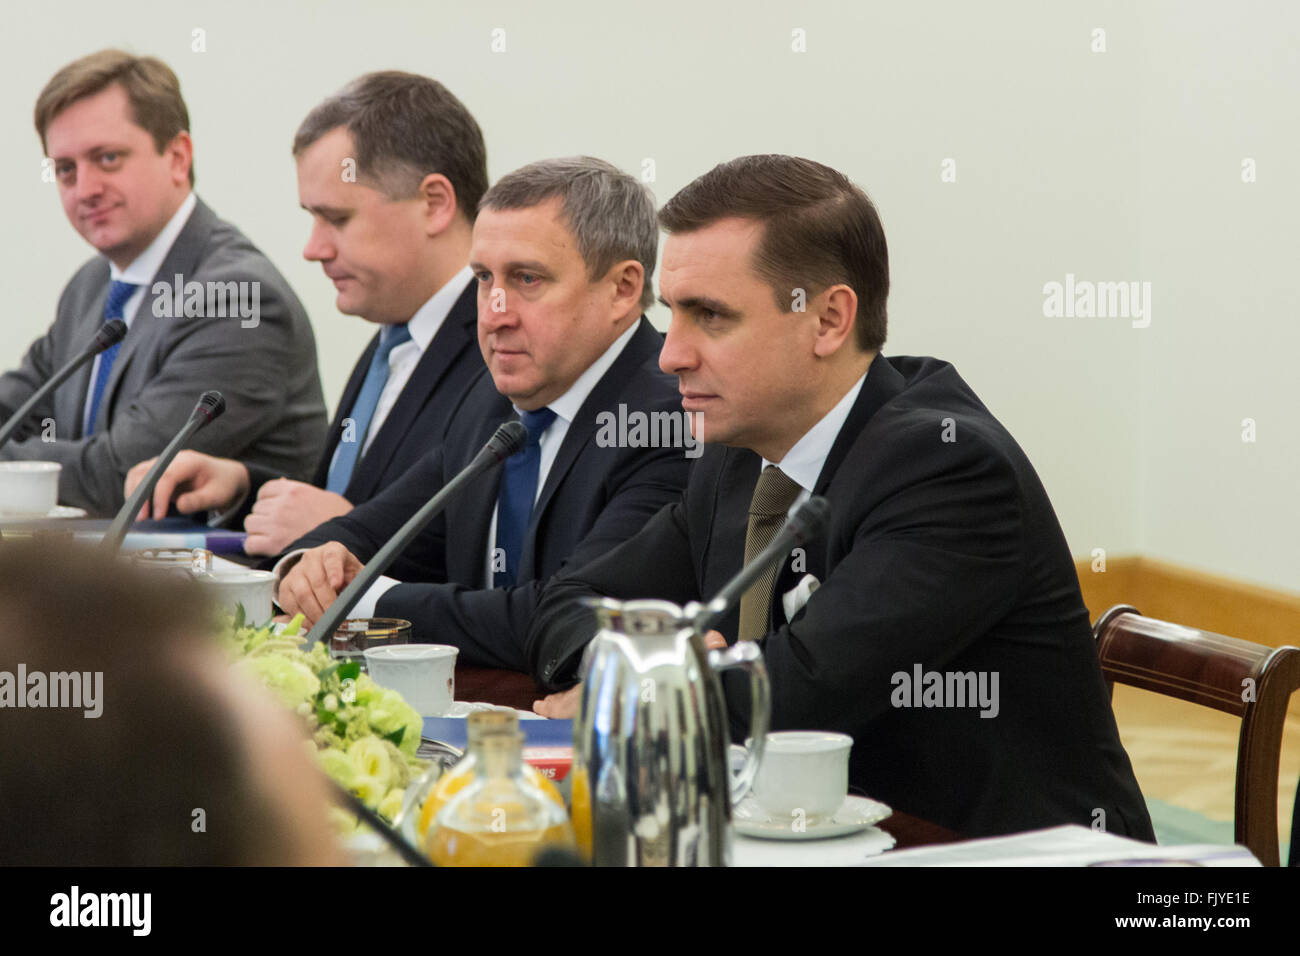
(126, 71), (489, 556)
(274, 157), (691, 679)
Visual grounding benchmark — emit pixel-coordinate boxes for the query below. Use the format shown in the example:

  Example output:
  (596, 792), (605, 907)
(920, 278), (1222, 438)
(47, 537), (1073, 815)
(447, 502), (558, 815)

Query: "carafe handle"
(708, 641), (770, 805)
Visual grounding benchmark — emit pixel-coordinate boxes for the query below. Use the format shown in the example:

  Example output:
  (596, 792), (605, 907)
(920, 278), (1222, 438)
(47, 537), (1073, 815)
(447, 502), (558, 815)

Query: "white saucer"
(0, 505), (88, 526)
(444, 700), (544, 720)
(733, 794), (892, 841)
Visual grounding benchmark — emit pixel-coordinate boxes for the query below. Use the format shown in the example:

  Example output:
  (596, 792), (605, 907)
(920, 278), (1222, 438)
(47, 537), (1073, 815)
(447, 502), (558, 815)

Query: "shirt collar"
(762, 368), (869, 492)
(404, 265), (474, 353)
(518, 317), (641, 427)
(109, 191), (197, 285)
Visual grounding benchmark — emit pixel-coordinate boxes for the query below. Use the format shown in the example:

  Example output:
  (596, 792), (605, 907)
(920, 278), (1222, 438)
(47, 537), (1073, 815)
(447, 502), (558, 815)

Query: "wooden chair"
(1092, 604), (1300, 866)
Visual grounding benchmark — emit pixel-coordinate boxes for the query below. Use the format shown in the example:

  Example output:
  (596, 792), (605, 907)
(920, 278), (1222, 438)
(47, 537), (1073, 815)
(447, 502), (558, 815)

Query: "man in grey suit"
(0, 50), (326, 516)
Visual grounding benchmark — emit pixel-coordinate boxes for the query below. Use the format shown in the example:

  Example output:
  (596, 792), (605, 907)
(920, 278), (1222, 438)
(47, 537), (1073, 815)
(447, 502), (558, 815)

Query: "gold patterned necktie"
(736, 465), (805, 642)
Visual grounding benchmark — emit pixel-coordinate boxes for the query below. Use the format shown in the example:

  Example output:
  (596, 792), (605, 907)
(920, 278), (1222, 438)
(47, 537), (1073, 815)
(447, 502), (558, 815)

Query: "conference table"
(454, 660), (962, 852)
(121, 544), (959, 856)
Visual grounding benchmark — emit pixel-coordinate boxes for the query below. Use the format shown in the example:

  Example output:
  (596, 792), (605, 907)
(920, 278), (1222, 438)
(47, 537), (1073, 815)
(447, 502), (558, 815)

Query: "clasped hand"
(276, 542), (364, 628)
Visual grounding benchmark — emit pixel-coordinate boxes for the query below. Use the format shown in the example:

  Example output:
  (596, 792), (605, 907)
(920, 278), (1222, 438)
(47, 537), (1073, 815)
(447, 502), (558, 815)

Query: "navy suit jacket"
(286, 317), (692, 672)
(244, 279), (483, 508)
(528, 353), (1156, 841)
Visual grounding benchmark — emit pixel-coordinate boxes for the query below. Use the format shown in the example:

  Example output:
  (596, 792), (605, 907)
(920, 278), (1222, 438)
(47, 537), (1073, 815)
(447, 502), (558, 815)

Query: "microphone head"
(489, 420), (528, 459)
(93, 319), (128, 353)
(787, 495), (831, 545)
(193, 390), (226, 425)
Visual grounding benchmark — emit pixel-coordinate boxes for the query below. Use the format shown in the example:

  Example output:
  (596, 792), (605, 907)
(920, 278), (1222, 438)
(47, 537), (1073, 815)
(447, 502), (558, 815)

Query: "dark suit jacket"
(286, 317), (692, 671)
(242, 279), (483, 509)
(0, 197), (327, 515)
(528, 353), (1156, 841)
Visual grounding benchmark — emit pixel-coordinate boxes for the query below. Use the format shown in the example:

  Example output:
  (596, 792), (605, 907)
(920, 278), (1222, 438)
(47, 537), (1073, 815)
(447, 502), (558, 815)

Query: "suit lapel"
(448, 403), (512, 587)
(813, 353), (905, 495)
(313, 335), (377, 487)
(94, 199), (216, 433)
(527, 319), (661, 537)
(67, 274), (112, 439)
(347, 281), (478, 499)
(757, 354), (904, 627)
(702, 449), (760, 605)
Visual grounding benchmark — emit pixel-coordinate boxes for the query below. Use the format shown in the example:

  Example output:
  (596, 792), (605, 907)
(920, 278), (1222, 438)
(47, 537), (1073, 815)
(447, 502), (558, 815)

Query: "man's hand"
(125, 450), (251, 521)
(533, 684), (582, 719)
(276, 542), (364, 628)
(531, 630), (727, 719)
(243, 479), (353, 556)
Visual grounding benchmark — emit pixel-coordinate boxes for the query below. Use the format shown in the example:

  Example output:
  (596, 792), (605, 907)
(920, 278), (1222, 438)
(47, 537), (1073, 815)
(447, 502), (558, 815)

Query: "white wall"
(1133, 2), (1300, 591)
(4, 1), (1295, 590)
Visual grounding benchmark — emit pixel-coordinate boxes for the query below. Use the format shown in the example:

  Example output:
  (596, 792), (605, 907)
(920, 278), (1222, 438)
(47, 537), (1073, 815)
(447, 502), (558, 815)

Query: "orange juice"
(417, 761), (565, 843)
(570, 767), (592, 860)
(422, 710), (573, 865)
(427, 823), (574, 867)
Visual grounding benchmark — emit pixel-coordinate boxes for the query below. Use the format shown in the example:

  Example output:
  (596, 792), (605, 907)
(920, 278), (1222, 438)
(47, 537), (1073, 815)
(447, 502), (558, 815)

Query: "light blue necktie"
(85, 279), (138, 435)
(493, 406), (557, 588)
(326, 323), (412, 495)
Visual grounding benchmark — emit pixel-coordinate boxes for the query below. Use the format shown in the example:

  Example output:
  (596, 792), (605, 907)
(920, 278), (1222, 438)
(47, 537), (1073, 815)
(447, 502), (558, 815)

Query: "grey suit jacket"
(0, 197), (328, 515)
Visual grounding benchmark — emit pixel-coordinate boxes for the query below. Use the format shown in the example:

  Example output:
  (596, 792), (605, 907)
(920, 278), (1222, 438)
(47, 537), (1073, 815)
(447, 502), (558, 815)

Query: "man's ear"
(418, 172), (459, 236)
(811, 283), (859, 358)
(166, 131), (193, 188)
(606, 258), (646, 317)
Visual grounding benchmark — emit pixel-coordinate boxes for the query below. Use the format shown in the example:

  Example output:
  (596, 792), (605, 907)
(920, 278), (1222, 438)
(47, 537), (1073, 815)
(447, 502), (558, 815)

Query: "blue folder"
(422, 716), (574, 750)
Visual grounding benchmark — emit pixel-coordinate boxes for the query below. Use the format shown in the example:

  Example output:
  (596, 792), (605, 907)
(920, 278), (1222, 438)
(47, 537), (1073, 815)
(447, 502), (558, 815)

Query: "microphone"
(101, 390), (227, 553)
(0, 319), (127, 452)
(691, 495), (830, 635)
(303, 420), (528, 646)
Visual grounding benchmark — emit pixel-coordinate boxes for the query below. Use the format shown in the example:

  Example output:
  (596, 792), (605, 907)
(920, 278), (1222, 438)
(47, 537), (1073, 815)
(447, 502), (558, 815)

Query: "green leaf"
(316, 662), (341, 683)
(232, 603), (245, 631)
(337, 660), (361, 682)
(382, 726), (405, 747)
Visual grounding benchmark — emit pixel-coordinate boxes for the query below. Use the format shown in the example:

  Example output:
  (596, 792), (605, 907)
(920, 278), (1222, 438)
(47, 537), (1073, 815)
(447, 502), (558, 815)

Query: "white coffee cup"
(747, 730), (853, 827)
(364, 644), (459, 717)
(199, 569), (275, 625)
(0, 461), (61, 515)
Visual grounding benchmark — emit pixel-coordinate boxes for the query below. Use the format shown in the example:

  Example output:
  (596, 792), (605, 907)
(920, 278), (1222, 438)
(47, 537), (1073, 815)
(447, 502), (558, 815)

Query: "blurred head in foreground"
(0, 539), (341, 865)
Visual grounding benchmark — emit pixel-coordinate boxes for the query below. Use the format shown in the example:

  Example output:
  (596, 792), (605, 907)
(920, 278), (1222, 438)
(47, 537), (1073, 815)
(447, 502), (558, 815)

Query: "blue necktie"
(84, 279), (138, 435)
(493, 406), (557, 588)
(326, 323), (412, 495)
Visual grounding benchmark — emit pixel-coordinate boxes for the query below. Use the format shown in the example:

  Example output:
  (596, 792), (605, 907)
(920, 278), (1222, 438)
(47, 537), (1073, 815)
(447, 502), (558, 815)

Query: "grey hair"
(479, 157), (657, 311)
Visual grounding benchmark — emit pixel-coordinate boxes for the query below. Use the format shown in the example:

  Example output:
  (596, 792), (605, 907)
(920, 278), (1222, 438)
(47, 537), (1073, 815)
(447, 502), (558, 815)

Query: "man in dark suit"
(527, 155), (1155, 841)
(275, 158), (693, 675)
(124, 73), (489, 555)
(0, 50), (327, 516)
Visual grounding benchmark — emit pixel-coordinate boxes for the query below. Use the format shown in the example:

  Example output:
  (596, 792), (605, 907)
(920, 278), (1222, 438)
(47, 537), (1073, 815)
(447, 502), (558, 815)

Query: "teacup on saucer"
(733, 793), (893, 841)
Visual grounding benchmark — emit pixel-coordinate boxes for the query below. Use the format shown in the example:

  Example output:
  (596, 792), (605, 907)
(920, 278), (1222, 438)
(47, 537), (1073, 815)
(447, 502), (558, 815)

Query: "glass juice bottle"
(425, 711), (574, 866)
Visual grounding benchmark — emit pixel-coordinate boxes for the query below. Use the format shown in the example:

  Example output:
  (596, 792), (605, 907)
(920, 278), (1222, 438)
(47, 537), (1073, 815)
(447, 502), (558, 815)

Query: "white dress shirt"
(327, 265), (474, 469)
(82, 191), (196, 433)
(340, 317), (642, 618)
(760, 369), (869, 500)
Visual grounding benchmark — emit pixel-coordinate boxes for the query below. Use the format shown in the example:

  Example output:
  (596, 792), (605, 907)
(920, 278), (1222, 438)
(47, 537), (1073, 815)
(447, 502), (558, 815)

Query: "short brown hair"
(658, 155), (888, 352)
(293, 71), (488, 220)
(34, 49), (194, 186)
